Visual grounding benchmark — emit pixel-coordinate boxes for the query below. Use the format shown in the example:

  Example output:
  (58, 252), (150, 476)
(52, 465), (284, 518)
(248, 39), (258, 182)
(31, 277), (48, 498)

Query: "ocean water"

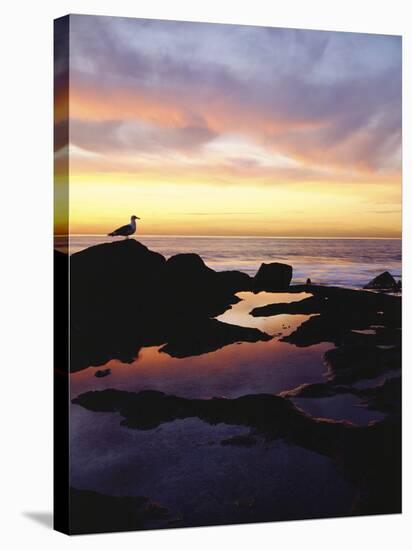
(57, 235), (401, 288)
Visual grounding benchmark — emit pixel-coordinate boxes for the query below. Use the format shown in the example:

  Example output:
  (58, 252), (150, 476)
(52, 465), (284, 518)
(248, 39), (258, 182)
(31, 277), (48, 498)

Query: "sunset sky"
(55, 15), (402, 237)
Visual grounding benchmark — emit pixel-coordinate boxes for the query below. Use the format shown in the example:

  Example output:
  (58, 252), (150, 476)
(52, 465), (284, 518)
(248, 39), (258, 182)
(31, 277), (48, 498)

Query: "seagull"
(108, 215), (140, 239)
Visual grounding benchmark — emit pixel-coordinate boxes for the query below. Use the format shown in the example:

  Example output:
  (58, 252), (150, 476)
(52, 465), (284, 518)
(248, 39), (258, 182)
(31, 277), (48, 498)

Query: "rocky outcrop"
(251, 295), (323, 317)
(217, 270), (253, 293)
(357, 376), (401, 414)
(250, 284), (401, 347)
(159, 318), (271, 358)
(253, 262), (292, 292)
(162, 252), (251, 317)
(324, 333), (400, 385)
(66, 241), (268, 371)
(364, 271), (399, 291)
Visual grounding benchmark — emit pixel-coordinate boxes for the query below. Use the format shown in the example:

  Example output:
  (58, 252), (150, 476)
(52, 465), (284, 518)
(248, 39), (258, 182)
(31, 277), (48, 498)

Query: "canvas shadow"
(23, 511), (53, 530)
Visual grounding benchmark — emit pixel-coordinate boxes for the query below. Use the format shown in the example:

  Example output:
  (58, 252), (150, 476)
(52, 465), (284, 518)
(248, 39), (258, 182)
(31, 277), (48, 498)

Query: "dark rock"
(306, 278), (312, 285)
(68, 241), (266, 371)
(324, 340), (400, 385)
(162, 253), (242, 318)
(95, 368), (111, 378)
(160, 318), (271, 358)
(279, 285), (401, 347)
(357, 377), (401, 414)
(364, 271), (397, 291)
(217, 270), (252, 293)
(69, 487), (169, 534)
(282, 314), (346, 347)
(342, 416), (401, 515)
(70, 239), (166, 330)
(253, 262), (292, 292)
(250, 295), (324, 317)
(165, 253), (215, 284)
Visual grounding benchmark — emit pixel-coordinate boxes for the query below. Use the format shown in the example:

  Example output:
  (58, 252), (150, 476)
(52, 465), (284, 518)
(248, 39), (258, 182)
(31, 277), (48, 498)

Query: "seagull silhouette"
(108, 215), (140, 239)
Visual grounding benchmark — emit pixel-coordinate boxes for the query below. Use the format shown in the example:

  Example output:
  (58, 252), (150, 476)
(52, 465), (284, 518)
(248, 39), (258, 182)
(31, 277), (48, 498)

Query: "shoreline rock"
(364, 271), (399, 291)
(253, 262), (293, 292)
(65, 241), (270, 371)
(62, 242), (402, 374)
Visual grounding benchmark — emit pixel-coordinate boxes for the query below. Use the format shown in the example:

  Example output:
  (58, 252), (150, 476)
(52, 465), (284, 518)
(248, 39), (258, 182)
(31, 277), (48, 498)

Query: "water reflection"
(71, 291), (331, 400)
(69, 288), (389, 526)
(217, 291), (310, 331)
(70, 410), (356, 525)
(292, 394), (385, 426)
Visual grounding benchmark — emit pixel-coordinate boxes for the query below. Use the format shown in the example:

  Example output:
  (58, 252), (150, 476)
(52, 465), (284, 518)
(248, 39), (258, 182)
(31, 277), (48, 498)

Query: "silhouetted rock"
(253, 262), (292, 292)
(364, 271), (397, 291)
(217, 270), (252, 293)
(306, 278), (312, 285)
(162, 253), (244, 317)
(251, 295), (324, 317)
(69, 487), (169, 534)
(165, 253), (214, 296)
(277, 285), (401, 347)
(70, 239), (166, 330)
(68, 240), (268, 371)
(160, 318), (271, 358)
(95, 368), (111, 378)
(324, 339), (400, 384)
(357, 377), (401, 414)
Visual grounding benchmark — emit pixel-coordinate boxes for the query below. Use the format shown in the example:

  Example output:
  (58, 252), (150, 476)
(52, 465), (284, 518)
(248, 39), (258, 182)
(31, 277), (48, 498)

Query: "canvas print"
(54, 14), (402, 535)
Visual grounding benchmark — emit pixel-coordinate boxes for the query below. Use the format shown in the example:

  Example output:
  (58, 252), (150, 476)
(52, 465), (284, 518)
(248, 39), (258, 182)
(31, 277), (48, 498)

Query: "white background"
(0, 0), (410, 547)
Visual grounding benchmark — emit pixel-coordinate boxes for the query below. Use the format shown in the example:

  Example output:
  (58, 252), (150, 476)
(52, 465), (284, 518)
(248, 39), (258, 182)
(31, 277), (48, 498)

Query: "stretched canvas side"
(54, 14), (70, 535)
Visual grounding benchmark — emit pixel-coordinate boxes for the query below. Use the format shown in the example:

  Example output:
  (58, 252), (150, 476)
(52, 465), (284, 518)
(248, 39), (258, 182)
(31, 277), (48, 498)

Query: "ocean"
(57, 235), (401, 289)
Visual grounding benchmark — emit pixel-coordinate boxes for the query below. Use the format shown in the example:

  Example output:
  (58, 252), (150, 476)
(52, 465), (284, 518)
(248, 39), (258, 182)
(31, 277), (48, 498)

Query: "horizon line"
(55, 233), (402, 240)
